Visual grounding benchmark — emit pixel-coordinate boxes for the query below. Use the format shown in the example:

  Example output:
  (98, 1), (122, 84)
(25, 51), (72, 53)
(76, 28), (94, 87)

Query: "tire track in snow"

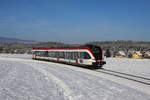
(30, 64), (74, 100)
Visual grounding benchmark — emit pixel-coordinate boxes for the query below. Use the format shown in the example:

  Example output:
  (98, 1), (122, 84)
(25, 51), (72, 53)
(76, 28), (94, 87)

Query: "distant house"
(132, 51), (142, 59)
(144, 51), (150, 59)
(115, 51), (126, 58)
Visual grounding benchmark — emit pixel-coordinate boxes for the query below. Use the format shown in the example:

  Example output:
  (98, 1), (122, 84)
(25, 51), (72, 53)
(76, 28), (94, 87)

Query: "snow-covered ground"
(0, 53), (32, 59)
(103, 58), (150, 79)
(0, 54), (150, 100)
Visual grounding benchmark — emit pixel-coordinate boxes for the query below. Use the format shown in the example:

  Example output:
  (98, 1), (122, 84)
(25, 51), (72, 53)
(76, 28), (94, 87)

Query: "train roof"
(32, 45), (102, 51)
(32, 46), (90, 50)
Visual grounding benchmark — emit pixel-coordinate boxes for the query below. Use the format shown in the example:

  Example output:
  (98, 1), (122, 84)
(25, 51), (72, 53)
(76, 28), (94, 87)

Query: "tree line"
(0, 41), (150, 56)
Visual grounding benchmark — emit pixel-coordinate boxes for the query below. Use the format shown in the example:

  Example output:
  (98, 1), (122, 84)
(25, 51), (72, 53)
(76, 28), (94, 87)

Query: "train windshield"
(86, 45), (102, 60)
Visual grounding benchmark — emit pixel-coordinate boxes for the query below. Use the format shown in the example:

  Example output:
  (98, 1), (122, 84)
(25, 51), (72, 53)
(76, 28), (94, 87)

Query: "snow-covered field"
(103, 58), (150, 79)
(0, 53), (32, 59)
(0, 54), (150, 100)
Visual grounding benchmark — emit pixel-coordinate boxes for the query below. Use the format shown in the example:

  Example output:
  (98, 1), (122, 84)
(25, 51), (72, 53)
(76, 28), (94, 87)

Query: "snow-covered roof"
(145, 51), (150, 56)
(135, 51), (142, 55)
(119, 51), (126, 56)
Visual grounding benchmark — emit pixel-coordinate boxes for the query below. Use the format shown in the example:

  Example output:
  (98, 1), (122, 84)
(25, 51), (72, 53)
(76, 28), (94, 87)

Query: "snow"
(0, 54), (150, 100)
(0, 59), (65, 100)
(103, 58), (150, 79)
(0, 53), (32, 59)
(119, 51), (125, 56)
(96, 58), (150, 95)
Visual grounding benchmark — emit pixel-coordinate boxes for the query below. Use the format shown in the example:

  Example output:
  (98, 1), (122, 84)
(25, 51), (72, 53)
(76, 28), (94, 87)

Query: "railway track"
(95, 69), (150, 86)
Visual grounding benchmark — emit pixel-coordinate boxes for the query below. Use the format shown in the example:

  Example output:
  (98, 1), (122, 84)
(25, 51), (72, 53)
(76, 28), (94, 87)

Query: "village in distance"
(0, 37), (150, 59)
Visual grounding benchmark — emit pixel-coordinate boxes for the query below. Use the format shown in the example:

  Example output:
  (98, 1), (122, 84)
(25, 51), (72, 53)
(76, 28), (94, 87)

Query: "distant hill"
(0, 37), (35, 43)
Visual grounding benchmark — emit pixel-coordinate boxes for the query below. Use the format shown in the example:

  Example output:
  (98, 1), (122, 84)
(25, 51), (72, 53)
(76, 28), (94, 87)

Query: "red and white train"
(32, 45), (106, 68)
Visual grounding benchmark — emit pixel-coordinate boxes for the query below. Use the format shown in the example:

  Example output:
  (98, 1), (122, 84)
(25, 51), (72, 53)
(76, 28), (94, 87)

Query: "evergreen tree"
(105, 49), (111, 58)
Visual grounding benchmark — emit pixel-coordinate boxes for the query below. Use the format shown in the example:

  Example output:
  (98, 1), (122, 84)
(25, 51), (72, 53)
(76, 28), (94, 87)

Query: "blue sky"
(0, 0), (150, 43)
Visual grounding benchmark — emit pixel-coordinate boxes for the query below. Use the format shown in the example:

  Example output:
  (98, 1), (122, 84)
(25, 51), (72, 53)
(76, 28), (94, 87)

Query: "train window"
(35, 51), (39, 56)
(68, 52), (73, 59)
(79, 52), (84, 59)
(58, 52), (60, 58)
(70, 52), (78, 60)
(73, 52), (78, 60)
(41, 52), (44, 56)
(48, 51), (51, 57)
(34, 51), (39, 56)
(84, 52), (91, 59)
(79, 52), (91, 59)
(44, 51), (48, 57)
(55, 52), (59, 58)
(37, 51), (41, 56)
(38, 52), (42, 56)
(59, 52), (65, 58)
(71, 52), (74, 59)
(65, 52), (69, 59)
(48, 51), (56, 58)
(37, 51), (44, 57)
(62, 52), (65, 58)
(65, 52), (74, 60)
(52, 51), (55, 57)
(48, 51), (52, 57)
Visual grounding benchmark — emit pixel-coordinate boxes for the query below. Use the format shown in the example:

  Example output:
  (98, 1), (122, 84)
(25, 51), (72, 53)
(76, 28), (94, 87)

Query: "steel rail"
(102, 69), (150, 80)
(95, 69), (150, 86)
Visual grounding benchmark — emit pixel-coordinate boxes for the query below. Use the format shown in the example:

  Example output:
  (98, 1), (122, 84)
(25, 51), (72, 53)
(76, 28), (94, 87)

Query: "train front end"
(86, 45), (106, 68)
